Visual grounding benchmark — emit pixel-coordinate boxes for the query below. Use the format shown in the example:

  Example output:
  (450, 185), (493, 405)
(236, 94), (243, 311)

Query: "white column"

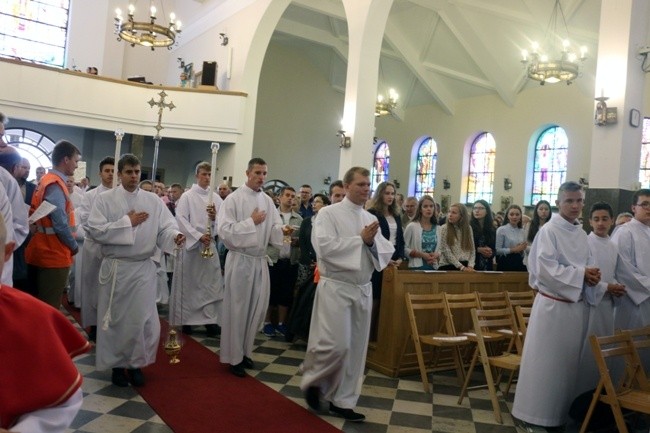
(338, 0), (394, 179)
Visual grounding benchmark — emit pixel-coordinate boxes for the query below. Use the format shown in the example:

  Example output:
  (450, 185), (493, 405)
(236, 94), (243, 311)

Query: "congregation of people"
(2, 109), (650, 431)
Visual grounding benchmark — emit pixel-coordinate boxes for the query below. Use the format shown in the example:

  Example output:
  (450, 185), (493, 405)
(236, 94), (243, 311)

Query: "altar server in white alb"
(575, 201), (625, 395)
(171, 161), (223, 337)
(76, 156), (114, 342)
(87, 154), (184, 388)
(301, 167), (394, 423)
(611, 188), (650, 333)
(512, 181), (600, 430)
(217, 157), (285, 378)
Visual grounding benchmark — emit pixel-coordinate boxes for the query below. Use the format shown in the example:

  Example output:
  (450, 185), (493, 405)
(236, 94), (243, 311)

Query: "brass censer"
(165, 328), (181, 364)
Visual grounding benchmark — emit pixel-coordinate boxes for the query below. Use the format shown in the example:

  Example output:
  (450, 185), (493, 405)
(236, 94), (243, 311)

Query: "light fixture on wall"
(520, 0), (587, 85)
(114, 1), (181, 50)
(595, 91), (618, 126)
(323, 175), (332, 185)
(219, 33), (229, 46)
(337, 130), (351, 148)
(443, 178), (451, 190)
(393, 179), (401, 189)
(504, 177), (513, 191)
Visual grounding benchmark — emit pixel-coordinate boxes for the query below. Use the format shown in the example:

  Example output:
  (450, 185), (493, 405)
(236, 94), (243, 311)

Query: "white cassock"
(0, 167), (29, 286)
(0, 183), (15, 285)
(68, 189), (85, 306)
(216, 184), (283, 365)
(77, 184), (110, 327)
(300, 198), (394, 409)
(512, 213), (593, 427)
(9, 388), (83, 433)
(170, 184), (224, 326)
(574, 232), (619, 395)
(87, 186), (180, 370)
(611, 218), (650, 330)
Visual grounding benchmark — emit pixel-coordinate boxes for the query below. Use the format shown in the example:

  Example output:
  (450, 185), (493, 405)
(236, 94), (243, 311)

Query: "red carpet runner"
(63, 299), (341, 433)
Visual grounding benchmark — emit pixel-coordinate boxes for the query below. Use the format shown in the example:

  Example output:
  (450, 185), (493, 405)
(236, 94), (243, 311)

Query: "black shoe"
(242, 356), (254, 369)
(205, 324), (221, 338)
(88, 326), (97, 343)
(304, 386), (321, 411)
(328, 403), (365, 422)
(182, 325), (193, 335)
(230, 363), (246, 377)
(111, 368), (129, 387)
(126, 368), (145, 387)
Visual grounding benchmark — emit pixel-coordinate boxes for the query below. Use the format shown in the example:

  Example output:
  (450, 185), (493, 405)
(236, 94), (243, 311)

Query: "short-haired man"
(263, 186), (302, 337)
(298, 184), (314, 218)
(328, 180), (345, 204)
(401, 196), (417, 229)
(35, 166), (46, 184)
(217, 158), (285, 377)
(77, 156), (114, 342)
(171, 162), (223, 337)
(218, 182), (231, 200)
(611, 189), (650, 333)
(87, 154), (184, 387)
(26, 140), (81, 308)
(0, 212), (91, 433)
(301, 167), (394, 422)
(513, 181), (600, 430)
(139, 179), (153, 192)
(7, 156), (35, 292)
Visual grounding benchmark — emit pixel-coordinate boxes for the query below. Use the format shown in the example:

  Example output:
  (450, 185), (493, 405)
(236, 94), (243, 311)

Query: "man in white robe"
(300, 167), (394, 423)
(512, 181), (600, 429)
(171, 161), (223, 337)
(65, 175), (84, 306)
(0, 164), (29, 286)
(87, 154), (184, 387)
(77, 157), (114, 341)
(216, 157), (284, 378)
(611, 188), (650, 332)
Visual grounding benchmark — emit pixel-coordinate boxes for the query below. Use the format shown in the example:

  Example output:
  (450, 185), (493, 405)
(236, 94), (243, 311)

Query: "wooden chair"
(580, 332), (650, 433)
(477, 291), (508, 310)
(458, 307), (522, 424)
(403, 293), (470, 393)
(505, 290), (535, 311)
(514, 306), (532, 343)
(443, 292), (481, 363)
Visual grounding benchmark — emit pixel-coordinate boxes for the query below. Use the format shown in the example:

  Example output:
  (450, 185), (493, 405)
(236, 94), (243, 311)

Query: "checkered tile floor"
(63, 306), (536, 433)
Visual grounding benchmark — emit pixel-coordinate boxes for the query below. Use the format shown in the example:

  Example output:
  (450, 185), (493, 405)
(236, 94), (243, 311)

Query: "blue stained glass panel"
(414, 137), (437, 198)
(466, 132), (496, 204)
(640, 118), (650, 188)
(531, 126), (568, 205)
(370, 141), (389, 193)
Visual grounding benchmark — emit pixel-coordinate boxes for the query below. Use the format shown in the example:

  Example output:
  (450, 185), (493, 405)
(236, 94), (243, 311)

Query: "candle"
(208, 142), (220, 206)
(113, 129), (124, 189)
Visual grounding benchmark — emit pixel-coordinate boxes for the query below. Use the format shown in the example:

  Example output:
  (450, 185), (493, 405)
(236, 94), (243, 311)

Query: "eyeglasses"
(635, 201), (650, 209)
(473, 206), (486, 211)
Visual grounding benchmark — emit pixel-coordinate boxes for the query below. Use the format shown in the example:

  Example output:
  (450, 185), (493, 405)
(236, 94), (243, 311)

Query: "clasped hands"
(584, 267), (601, 286)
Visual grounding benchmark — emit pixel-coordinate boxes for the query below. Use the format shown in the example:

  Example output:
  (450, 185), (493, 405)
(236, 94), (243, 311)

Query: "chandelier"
(375, 88), (398, 117)
(114, 1), (181, 50)
(520, 0), (587, 85)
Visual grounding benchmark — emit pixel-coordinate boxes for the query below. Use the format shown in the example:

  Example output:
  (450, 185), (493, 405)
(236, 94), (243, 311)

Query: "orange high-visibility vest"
(25, 173), (75, 268)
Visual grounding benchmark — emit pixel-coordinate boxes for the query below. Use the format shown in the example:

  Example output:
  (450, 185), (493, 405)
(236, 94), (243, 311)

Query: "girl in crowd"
(437, 203), (475, 271)
(298, 193), (330, 270)
(404, 195), (440, 270)
(470, 199), (496, 271)
(496, 204), (527, 272)
(367, 181), (405, 340)
(523, 199), (551, 266)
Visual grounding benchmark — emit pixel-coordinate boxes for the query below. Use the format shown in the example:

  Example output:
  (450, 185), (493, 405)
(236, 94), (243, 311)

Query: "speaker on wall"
(201, 61), (217, 86)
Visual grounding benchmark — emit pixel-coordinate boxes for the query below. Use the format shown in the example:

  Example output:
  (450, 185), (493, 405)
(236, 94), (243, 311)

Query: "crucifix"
(147, 90), (176, 182)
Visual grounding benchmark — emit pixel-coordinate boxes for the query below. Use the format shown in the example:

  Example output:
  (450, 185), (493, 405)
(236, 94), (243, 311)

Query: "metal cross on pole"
(147, 90), (176, 182)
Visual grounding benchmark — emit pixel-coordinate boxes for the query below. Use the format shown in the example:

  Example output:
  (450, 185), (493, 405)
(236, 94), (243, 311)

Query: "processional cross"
(147, 90), (176, 181)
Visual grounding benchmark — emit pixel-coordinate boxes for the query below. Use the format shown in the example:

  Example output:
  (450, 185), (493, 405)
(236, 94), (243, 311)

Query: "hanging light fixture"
(520, 0), (587, 85)
(376, 62), (398, 116)
(114, 1), (181, 51)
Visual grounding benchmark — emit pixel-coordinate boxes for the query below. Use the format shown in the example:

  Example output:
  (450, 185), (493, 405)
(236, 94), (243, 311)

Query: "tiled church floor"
(64, 307), (528, 433)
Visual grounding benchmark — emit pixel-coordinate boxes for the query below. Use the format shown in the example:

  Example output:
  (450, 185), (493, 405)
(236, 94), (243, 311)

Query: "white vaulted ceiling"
(271, 0), (601, 114)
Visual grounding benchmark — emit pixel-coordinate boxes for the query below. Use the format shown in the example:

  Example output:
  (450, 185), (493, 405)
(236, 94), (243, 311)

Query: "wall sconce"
(579, 177), (589, 187)
(595, 93), (617, 126)
(443, 178), (451, 190)
(219, 33), (229, 46)
(504, 177), (513, 191)
(393, 179), (401, 189)
(337, 130), (351, 148)
(323, 175), (332, 185)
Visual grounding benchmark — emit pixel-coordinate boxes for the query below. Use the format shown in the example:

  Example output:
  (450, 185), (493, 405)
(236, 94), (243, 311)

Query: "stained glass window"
(414, 137), (437, 198)
(371, 141), (390, 193)
(531, 126), (568, 205)
(4, 128), (54, 179)
(466, 132), (496, 204)
(640, 118), (650, 188)
(0, 0), (70, 67)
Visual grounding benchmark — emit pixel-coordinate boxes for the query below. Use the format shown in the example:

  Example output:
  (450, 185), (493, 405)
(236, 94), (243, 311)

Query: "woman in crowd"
(470, 199), (496, 271)
(298, 193), (330, 269)
(496, 204), (527, 271)
(437, 203), (475, 271)
(404, 195), (440, 270)
(367, 181), (405, 340)
(523, 199), (551, 266)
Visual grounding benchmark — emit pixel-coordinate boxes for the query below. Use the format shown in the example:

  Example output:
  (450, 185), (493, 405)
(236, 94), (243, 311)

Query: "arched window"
(414, 137), (437, 198)
(640, 118), (650, 188)
(0, 1), (70, 67)
(466, 132), (496, 204)
(4, 128), (55, 180)
(531, 126), (568, 205)
(371, 141), (389, 193)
